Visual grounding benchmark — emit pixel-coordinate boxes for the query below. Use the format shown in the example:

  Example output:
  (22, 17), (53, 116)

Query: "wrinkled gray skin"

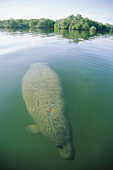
(22, 63), (75, 160)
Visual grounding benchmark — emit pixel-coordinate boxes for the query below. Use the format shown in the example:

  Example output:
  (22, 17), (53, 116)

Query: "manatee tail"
(25, 124), (41, 135)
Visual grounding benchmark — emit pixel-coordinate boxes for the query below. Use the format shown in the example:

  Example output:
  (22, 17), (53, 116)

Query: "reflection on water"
(1, 27), (113, 43)
(54, 29), (113, 43)
(0, 28), (55, 37)
(0, 28), (55, 56)
(0, 28), (113, 170)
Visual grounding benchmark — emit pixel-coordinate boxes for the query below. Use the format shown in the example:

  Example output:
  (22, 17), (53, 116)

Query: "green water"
(0, 28), (113, 170)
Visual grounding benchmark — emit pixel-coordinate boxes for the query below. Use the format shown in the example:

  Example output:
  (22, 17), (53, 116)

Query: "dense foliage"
(0, 14), (113, 32)
(54, 14), (113, 32)
(0, 18), (55, 29)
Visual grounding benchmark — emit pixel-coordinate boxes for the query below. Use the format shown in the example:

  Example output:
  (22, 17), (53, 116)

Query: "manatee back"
(22, 64), (63, 125)
(22, 63), (72, 146)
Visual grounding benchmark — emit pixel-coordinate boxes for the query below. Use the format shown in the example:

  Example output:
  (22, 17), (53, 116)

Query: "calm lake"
(0, 28), (113, 170)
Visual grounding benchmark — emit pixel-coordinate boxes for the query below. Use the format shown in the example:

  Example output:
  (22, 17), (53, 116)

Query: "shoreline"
(0, 27), (113, 33)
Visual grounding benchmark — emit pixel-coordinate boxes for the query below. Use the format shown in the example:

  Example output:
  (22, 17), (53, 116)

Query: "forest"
(0, 18), (55, 29)
(54, 14), (113, 32)
(0, 14), (113, 32)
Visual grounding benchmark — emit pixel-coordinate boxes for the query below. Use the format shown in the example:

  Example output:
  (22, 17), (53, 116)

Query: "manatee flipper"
(25, 124), (41, 135)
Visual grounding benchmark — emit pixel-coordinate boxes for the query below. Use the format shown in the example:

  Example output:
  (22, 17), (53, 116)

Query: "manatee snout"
(58, 142), (75, 161)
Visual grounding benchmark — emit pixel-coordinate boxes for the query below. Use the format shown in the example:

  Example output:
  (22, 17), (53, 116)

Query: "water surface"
(0, 28), (113, 170)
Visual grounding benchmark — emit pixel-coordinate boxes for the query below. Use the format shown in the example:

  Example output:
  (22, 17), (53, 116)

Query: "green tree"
(90, 26), (97, 32)
(76, 14), (83, 20)
(110, 26), (113, 32)
(67, 14), (75, 21)
(29, 19), (39, 27)
(97, 22), (106, 31)
(75, 23), (81, 29)
(0, 14), (113, 32)
(61, 19), (71, 29)
(0, 21), (3, 27)
(54, 21), (61, 29)
(69, 23), (76, 30)
(105, 23), (111, 31)
(83, 23), (90, 30)
(2, 20), (10, 27)
(36, 19), (55, 28)
(9, 20), (18, 27)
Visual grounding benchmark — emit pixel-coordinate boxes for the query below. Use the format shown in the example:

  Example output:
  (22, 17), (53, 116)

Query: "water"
(0, 28), (113, 170)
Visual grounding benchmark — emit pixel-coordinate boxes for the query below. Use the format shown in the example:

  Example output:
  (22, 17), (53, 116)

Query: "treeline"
(54, 14), (113, 32)
(0, 18), (55, 29)
(0, 14), (113, 32)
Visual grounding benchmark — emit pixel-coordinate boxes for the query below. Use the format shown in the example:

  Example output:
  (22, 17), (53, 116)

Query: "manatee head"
(58, 142), (75, 161)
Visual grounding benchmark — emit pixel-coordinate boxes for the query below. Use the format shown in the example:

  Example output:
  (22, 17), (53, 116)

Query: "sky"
(0, 0), (113, 24)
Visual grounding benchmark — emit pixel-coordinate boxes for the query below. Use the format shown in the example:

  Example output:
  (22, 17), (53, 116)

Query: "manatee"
(22, 63), (75, 160)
